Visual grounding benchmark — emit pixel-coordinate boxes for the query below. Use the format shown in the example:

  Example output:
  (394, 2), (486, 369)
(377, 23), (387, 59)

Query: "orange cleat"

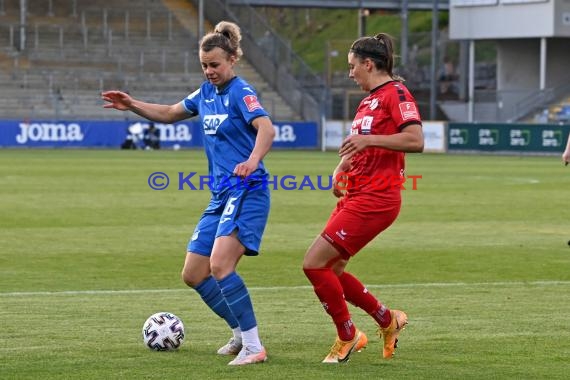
(378, 309), (408, 359)
(322, 329), (368, 363)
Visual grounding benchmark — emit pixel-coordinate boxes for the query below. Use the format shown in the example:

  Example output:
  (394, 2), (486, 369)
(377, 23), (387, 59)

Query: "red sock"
(304, 268), (355, 341)
(371, 304), (392, 328)
(339, 272), (392, 328)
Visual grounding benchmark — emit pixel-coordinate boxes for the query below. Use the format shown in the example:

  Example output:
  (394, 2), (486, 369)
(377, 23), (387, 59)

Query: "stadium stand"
(554, 103), (570, 123)
(0, 0), (301, 121)
(538, 97), (570, 124)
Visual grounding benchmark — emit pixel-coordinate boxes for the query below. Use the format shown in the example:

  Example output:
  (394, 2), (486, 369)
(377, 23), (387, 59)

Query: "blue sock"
(217, 272), (257, 331)
(195, 275), (239, 329)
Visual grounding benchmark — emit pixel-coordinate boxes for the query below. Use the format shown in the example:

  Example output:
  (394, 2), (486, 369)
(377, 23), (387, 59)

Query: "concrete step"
(0, 0), (301, 121)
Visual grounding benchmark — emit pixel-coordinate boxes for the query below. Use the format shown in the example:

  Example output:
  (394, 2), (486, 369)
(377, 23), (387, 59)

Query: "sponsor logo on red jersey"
(361, 116), (373, 134)
(243, 95), (262, 112)
(399, 102), (419, 120)
(369, 98), (379, 110)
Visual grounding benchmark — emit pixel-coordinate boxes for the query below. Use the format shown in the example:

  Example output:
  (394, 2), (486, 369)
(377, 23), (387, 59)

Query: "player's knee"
(210, 263), (232, 281)
(181, 268), (202, 288)
(180, 270), (192, 287)
(302, 253), (323, 270)
(301, 256), (312, 270)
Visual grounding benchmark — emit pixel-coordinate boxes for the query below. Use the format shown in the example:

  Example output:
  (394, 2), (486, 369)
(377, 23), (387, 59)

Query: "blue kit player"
(102, 20), (275, 365)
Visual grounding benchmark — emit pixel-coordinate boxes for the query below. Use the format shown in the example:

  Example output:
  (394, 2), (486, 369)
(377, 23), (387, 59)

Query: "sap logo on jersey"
(16, 122), (84, 143)
(203, 114), (228, 135)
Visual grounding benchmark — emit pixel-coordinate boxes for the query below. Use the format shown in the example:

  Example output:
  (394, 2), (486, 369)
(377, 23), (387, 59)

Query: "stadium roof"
(226, 0), (449, 10)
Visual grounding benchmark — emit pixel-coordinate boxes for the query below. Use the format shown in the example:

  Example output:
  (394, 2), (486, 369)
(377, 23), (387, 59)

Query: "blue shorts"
(187, 187), (270, 256)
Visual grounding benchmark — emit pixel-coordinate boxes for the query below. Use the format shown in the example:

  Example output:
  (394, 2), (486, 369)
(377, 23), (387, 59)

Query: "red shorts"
(321, 196), (400, 259)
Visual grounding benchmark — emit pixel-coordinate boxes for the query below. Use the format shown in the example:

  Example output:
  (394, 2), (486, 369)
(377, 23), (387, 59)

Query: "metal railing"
(194, 0), (325, 122)
(508, 81), (570, 122)
(224, 0), (450, 10)
(1, 2), (306, 121)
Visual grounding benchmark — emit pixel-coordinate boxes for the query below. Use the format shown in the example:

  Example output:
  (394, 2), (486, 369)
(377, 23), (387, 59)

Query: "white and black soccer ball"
(142, 312), (185, 351)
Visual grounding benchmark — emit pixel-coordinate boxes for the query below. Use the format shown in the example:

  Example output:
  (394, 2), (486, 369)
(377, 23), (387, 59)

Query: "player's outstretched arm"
(101, 90), (188, 124)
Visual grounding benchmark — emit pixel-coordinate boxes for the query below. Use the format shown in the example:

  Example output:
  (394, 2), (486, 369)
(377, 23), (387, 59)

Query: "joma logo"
(16, 123), (84, 144)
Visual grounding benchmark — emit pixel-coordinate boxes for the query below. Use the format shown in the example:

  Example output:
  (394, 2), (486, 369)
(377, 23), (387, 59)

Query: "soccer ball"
(142, 312), (185, 351)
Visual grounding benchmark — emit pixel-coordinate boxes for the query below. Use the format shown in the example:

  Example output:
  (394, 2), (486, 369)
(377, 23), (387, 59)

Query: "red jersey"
(344, 80), (421, 207)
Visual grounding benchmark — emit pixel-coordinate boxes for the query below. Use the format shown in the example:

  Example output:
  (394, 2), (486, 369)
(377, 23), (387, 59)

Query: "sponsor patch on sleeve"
(243, 95), (262, 112)
(399, 102), (419, 120)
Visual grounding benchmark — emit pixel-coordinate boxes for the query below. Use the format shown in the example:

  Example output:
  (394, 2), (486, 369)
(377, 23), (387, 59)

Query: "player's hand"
(331, 157), (351, 198)
(562, 150), (570, 166)
(339, 135), (368, 159)
(332, 171), (347, 198)
(101, 91), (133, 111)
(234, 158), (259, 179)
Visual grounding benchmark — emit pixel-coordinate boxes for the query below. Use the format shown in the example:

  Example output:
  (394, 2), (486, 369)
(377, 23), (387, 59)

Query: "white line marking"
(1, 281), (569, 297)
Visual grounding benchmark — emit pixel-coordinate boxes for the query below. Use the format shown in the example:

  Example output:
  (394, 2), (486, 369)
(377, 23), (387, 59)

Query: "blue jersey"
(181, 77), (270, 204)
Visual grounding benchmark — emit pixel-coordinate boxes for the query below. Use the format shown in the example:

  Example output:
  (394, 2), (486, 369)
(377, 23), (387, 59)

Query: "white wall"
(497, 39), (540, 90)
(450, 0), (557, 39)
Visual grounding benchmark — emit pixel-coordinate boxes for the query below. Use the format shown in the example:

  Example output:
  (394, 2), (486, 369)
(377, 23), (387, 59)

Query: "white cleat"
(228, 346), (267, 365)
(217, 337), (242, 356)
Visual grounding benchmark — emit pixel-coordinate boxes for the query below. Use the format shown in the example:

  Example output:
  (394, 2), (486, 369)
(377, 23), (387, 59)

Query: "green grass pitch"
(1, 149), (569, 379)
